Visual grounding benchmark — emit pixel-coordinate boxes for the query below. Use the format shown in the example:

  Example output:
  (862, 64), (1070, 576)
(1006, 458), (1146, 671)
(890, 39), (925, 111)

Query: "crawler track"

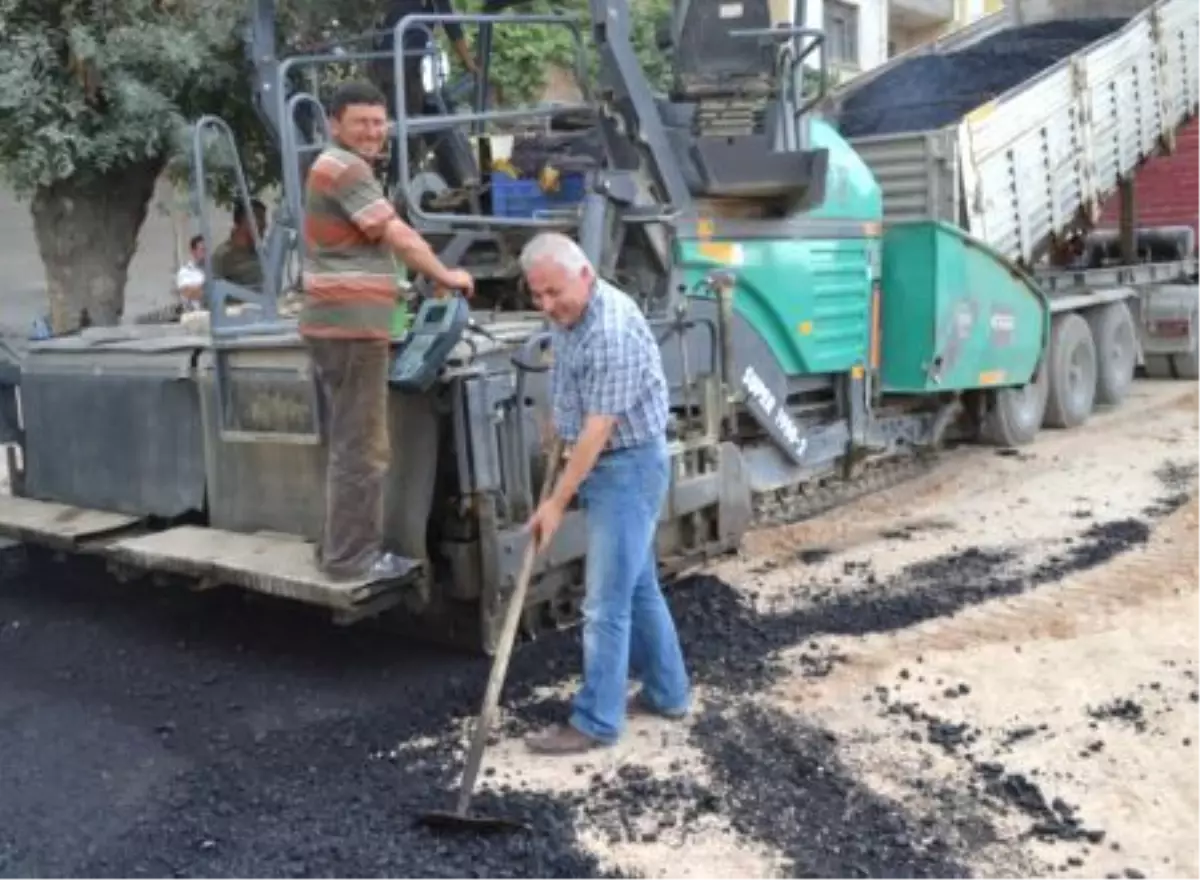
(750, 452), (939, 530)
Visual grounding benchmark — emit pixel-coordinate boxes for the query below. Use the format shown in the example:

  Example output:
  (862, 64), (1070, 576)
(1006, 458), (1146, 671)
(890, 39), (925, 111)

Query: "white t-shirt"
(175, 262), (205, 311)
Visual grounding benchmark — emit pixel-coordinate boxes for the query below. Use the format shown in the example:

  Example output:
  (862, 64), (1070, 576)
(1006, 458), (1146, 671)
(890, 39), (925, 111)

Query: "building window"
(824, 0), (859, 67)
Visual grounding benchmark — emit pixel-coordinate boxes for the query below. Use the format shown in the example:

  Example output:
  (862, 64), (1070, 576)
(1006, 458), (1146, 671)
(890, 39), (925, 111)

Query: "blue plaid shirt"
(549, 280), (669, 450)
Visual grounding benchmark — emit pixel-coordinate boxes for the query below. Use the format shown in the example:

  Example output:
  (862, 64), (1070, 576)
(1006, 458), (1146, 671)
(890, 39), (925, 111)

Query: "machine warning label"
(742, 365), (808, 462)
(989, 309), (1015, 347)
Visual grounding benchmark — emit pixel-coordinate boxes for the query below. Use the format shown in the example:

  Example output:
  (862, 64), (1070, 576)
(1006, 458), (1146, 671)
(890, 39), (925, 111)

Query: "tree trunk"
(30, 158), (165, 334)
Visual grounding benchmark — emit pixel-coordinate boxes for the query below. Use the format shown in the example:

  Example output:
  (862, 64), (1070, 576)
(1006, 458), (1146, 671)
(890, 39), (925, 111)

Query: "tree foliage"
(453, 0), (674, 101)
(278, 0), (674, 104)
(0, 0), (250, 197)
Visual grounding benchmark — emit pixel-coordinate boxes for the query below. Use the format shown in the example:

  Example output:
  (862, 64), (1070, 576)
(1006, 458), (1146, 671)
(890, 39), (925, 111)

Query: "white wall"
(797, 0), (890, 78)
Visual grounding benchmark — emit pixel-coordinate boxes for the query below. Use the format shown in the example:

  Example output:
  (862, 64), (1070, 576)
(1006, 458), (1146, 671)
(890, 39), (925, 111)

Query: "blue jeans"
(569, 438), (691, 743)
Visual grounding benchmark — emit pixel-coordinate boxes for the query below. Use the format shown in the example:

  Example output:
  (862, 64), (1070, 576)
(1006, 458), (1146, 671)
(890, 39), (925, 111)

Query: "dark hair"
(189, 234), (204, 251)
(329, 81), (387, 120)
(232, 198), (267, 226)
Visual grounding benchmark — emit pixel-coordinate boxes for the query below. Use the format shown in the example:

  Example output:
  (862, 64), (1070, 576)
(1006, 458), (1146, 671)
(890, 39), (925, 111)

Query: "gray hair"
(518, 232), (593, 275)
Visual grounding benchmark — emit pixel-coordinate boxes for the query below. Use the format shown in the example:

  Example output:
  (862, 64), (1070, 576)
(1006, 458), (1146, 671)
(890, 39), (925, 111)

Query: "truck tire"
(1086, 300), (1137, 406)
(1143, 335), (1198, 381)
(1043, 312), (1097, 430)
(980, 364), (1049, 447)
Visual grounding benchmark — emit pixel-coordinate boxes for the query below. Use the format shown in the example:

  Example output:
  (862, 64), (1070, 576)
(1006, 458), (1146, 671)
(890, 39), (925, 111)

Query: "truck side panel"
(835, 0), (1198, 266)
(849, 131), (960, 227)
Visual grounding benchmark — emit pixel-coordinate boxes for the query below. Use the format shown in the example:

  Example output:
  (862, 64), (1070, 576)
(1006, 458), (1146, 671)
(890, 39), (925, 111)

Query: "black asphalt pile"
(837, 18), (1128, 138)
(1143, 460), (1198, 516)
(869, 692), (1110, 851)
(0, 569), (623, 879)
(689, 701), (971, 878)
(976, 766), (1105, 846)
(998, 724), (1047, 750)
(671, 511), (1162, 695)
(575, 765), (723, 846)
(672, 545), (1019, 683)
(0, 485), (1185, 875)
(1026, 519), (1150, 584)
(875, 691), (982, 756)
(1087, 698), (1147, 732)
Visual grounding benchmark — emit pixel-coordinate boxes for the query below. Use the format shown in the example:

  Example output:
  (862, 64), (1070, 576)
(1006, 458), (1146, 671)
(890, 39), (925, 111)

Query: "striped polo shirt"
(299, 143), (402, 341)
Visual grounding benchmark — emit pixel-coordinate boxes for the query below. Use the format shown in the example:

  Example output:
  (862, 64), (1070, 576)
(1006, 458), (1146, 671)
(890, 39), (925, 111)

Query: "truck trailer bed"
(827, 0), (1199, 267)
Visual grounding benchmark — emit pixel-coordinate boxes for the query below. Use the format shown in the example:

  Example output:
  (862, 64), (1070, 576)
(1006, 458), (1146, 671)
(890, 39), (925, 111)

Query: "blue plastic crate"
(490, 170), (586, 219)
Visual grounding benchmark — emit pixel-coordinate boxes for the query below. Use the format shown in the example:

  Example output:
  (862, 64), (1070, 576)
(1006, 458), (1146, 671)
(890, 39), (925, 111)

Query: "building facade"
(792, 0), (1004, 79)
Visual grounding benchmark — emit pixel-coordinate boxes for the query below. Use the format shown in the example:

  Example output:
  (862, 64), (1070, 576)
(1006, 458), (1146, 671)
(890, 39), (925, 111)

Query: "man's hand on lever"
(382, 216), (475, 298)
(440, 269), (475, 297)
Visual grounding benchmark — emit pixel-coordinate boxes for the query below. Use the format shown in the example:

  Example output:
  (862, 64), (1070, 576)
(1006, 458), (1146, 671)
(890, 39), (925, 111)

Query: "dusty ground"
(0, 378), (1196, 878)
(482, 379), (1200, 879)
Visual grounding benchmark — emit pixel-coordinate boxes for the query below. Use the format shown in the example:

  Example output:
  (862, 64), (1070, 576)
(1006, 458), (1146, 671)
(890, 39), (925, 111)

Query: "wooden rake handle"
(453, 436), (566, 816)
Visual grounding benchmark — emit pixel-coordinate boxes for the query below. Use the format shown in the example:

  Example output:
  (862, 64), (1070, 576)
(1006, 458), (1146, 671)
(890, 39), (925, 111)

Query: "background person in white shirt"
(175, 234), (206, 312)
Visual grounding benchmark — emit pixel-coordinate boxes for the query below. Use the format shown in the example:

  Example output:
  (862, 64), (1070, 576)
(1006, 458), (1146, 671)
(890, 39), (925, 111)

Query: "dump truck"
(827, 0), (1199, 399)
(0, 0), (1195, 653)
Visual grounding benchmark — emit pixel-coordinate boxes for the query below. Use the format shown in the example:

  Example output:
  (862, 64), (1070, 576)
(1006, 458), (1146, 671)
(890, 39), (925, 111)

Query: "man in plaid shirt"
(522, 232), (691, 755)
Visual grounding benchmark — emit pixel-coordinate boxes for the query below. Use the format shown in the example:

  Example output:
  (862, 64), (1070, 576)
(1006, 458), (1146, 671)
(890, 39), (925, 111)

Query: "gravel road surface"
(0, 379), (1196, 878)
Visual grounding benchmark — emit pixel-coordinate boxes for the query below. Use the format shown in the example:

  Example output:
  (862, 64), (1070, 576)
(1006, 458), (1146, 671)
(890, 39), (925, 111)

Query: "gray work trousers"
(308, 337), (392, 577)
(307, 336), (442, 577)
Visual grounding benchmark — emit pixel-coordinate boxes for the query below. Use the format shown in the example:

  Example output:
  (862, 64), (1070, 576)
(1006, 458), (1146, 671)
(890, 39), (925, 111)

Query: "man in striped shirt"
(301, 81), (474, 581)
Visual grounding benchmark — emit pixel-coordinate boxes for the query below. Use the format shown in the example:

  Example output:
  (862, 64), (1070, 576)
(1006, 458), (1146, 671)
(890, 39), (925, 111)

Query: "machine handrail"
(280, 91), (330, 254)
(188, 114), (278, 328)
(727, 24), (828, 123)
(392, 11), (597, 232)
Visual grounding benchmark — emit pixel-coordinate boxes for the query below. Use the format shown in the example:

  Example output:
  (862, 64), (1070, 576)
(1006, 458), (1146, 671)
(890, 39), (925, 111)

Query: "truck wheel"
(1043, 312), (1098, 430)
(980, 364), (1049, 447)
(1086, 300), (1137, 406)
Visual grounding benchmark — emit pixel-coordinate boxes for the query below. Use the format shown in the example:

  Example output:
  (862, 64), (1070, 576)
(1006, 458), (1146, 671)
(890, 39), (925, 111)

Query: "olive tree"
(0, 0), (255, 331)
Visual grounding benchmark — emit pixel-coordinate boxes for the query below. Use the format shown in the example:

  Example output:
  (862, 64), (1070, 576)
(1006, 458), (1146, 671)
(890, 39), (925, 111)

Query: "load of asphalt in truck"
(838, 18), (1129, 138)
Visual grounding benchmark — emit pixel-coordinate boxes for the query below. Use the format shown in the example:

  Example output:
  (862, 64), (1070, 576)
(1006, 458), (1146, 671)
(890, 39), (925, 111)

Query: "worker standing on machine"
(299, 81), (475, 582)
(520, 232), (692, 756)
